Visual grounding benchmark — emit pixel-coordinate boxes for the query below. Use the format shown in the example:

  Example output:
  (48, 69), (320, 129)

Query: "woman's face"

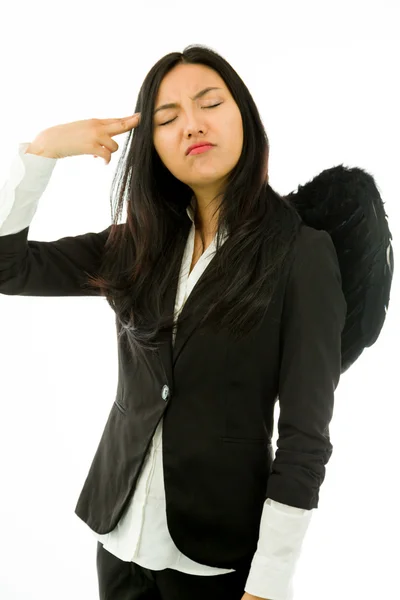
(153, 63), (244, 203)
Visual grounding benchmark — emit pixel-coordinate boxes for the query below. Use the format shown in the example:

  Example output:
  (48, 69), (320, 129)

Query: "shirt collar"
(185, 195), (197, 223)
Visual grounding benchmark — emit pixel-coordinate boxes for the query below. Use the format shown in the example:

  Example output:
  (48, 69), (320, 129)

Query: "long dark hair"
(86, 44), (302, 361)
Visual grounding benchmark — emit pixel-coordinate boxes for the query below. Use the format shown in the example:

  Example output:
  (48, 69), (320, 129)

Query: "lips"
(186, 142), (215, 155)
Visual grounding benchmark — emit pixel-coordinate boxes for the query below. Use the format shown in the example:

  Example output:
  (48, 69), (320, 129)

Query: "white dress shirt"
(0, 142), (315, 600)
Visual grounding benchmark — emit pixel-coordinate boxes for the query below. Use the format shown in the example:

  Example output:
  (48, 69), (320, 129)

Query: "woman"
(0, 45), (348, 600)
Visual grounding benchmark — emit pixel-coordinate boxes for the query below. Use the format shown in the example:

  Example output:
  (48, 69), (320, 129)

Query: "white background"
(0, 1), (399, 599)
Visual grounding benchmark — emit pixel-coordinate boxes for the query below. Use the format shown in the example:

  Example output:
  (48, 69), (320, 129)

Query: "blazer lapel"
(156, 218), (218, 383)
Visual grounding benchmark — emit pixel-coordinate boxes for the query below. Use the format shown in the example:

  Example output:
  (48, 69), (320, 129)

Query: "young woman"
(0, 44), (380, 600)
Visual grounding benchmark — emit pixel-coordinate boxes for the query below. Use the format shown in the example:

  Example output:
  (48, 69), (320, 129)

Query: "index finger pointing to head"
(103, 114), (141, 136)
(121, 114), (140, 129)
(102, 113), (140, 122)
(102, 114), (140, 128)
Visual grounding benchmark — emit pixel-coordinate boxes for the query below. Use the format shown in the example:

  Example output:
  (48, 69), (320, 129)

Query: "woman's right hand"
(27, 113), (141, 164)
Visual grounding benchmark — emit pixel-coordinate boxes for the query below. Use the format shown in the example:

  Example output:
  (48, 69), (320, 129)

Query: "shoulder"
(296, 222), (333, 247)
(294, 223), (338, 261)
(288, 223), (342, 286)
(280, 222), (347, 332)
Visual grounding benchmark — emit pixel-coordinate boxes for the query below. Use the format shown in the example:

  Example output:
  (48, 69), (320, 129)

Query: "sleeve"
(244, 498), (313, 600)
(265, 227), (347, 510)
(0, 224), (112, 297)
(0, 142), (112, 297)
(0, 142), (57, 236)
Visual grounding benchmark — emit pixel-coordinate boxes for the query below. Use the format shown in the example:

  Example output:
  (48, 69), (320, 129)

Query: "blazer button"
(161, 385), (170, 401)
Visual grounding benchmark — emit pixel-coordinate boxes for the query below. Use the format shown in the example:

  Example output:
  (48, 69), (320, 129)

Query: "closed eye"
(159, 103), (223, 126)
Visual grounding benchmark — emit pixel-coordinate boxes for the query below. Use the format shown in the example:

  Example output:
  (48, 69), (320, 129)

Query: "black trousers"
(96, 542), (252, 600)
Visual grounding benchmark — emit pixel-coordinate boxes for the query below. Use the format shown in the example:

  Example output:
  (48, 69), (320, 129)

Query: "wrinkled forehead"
(154, 64), (226, 108)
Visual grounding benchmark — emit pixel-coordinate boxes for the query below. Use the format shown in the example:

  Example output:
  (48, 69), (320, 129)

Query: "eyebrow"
(153, 87), (223, 115)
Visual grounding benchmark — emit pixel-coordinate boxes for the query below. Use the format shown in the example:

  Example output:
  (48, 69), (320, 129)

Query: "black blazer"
(0, 219), (347, 571)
